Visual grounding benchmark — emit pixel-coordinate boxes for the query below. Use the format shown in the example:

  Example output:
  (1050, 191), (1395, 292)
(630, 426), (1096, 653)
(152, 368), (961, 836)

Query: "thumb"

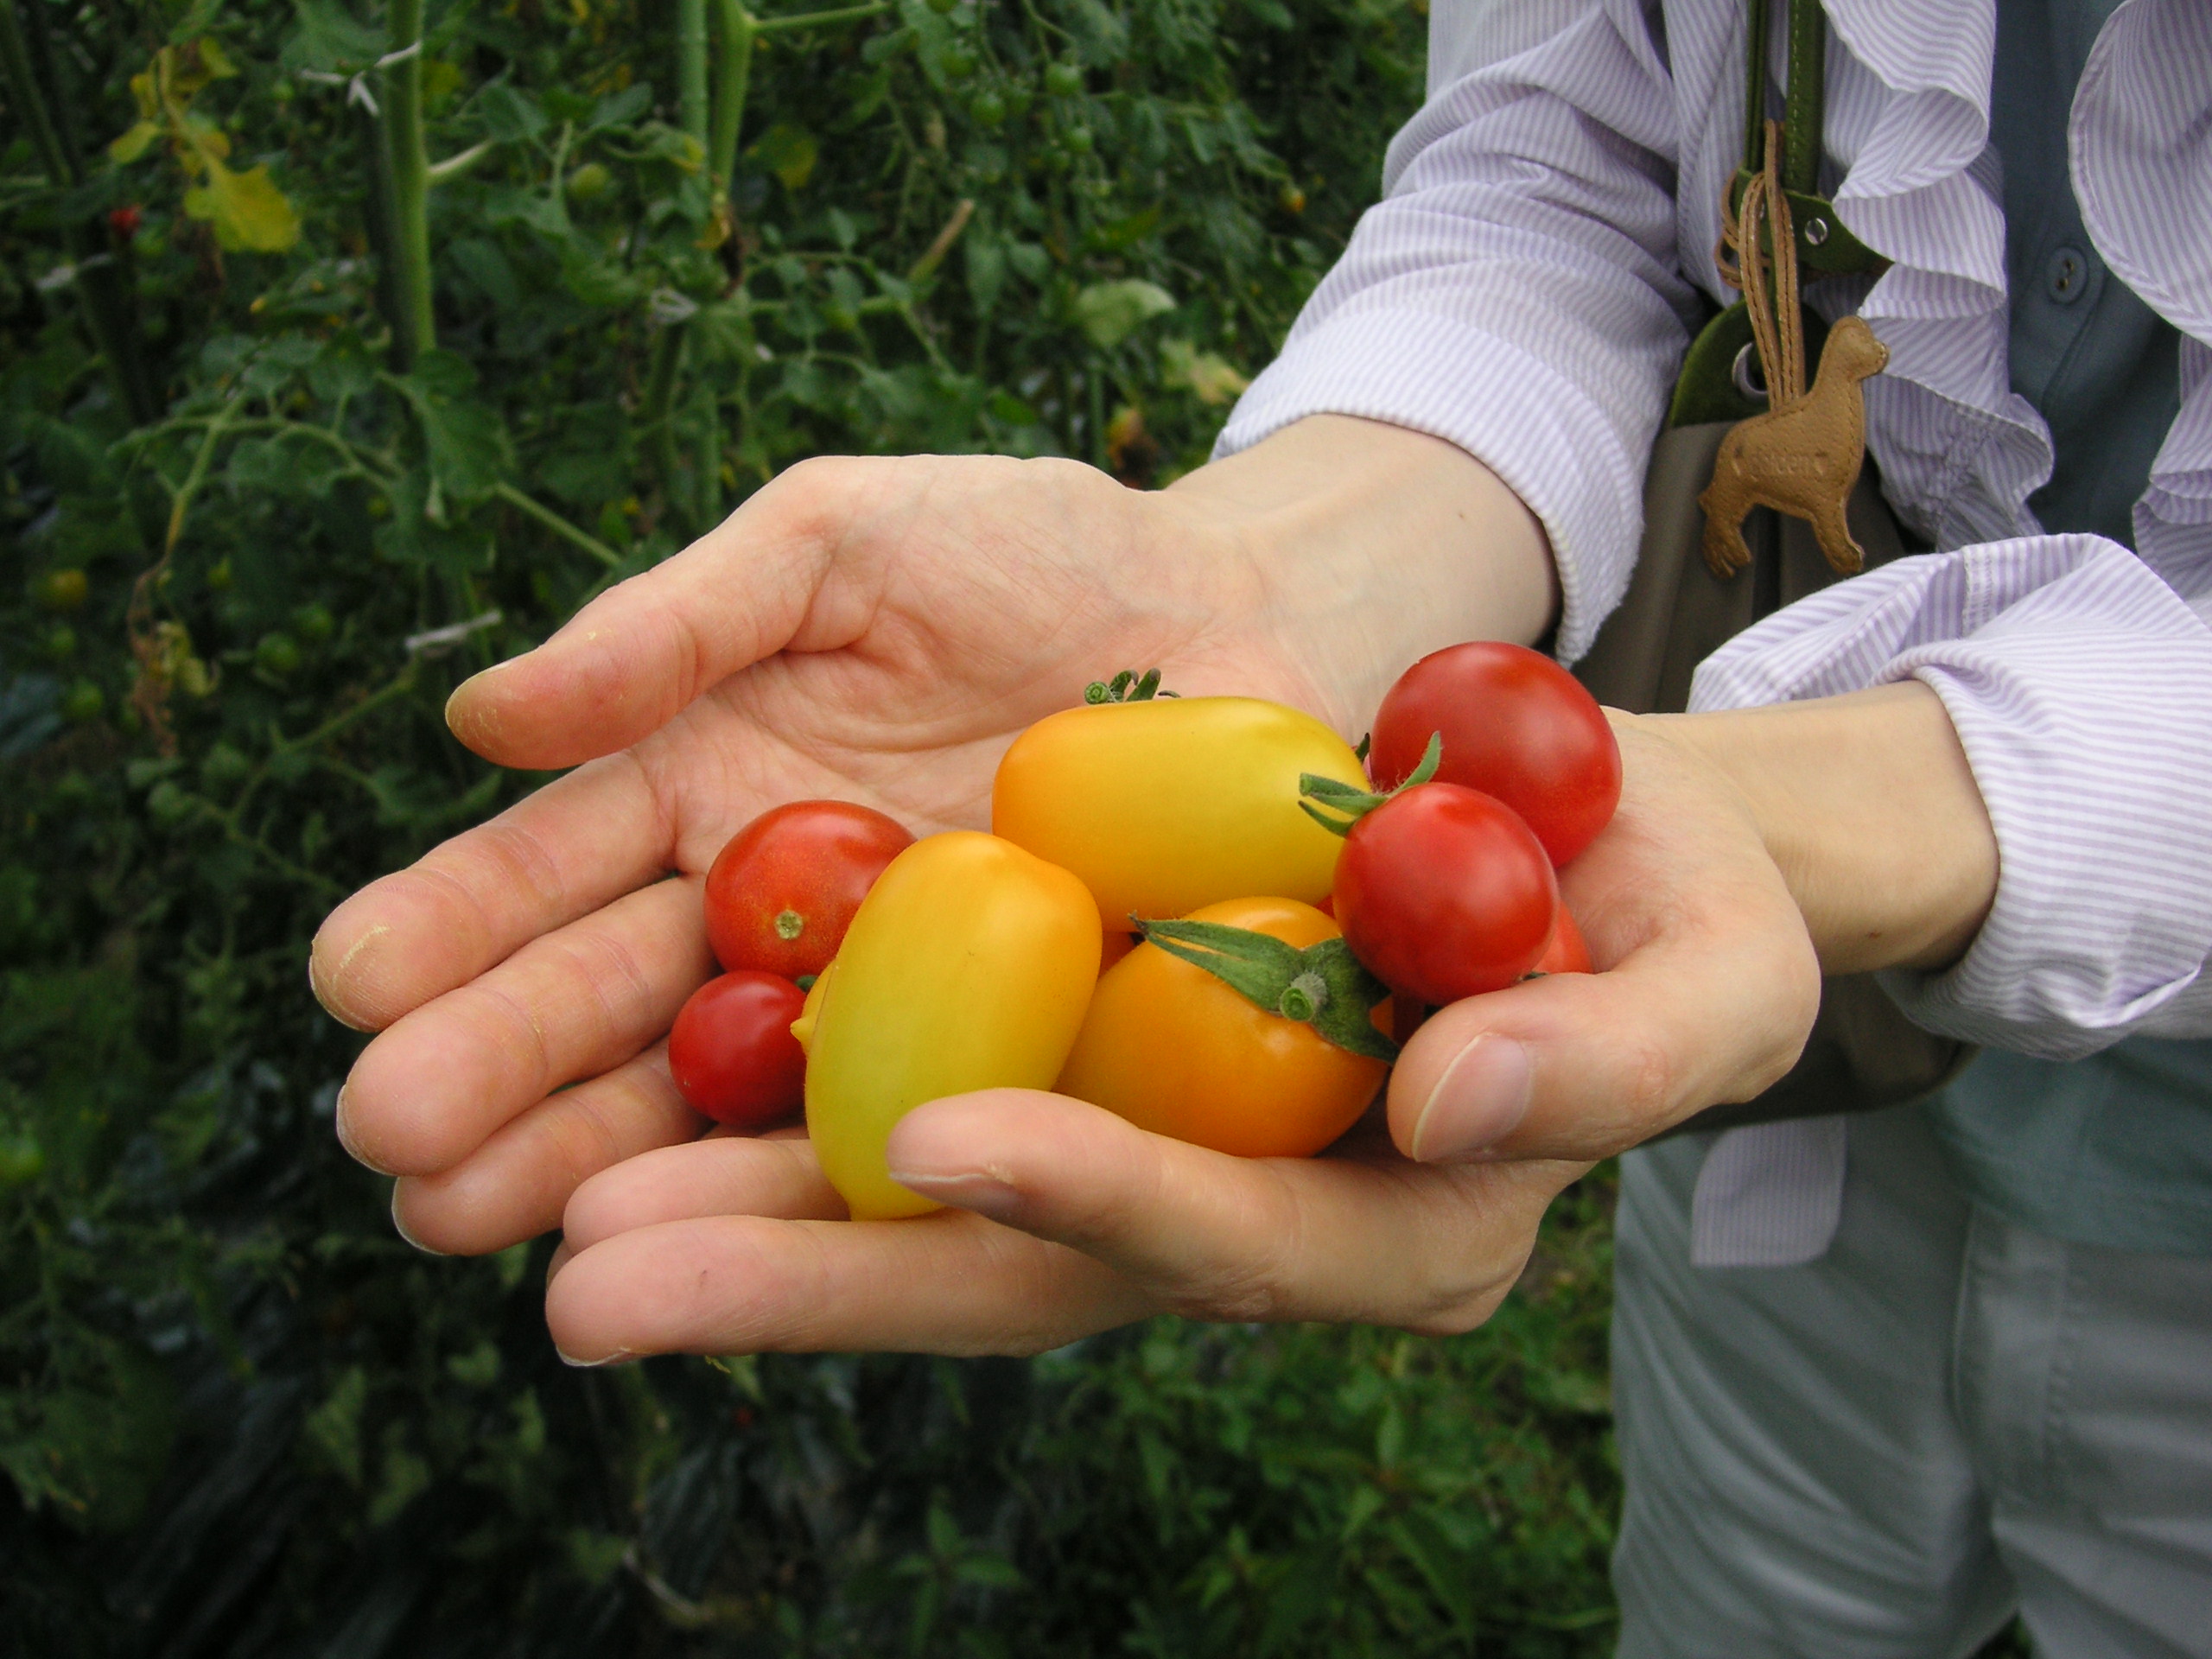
(446, 458), (868, 769)
(1385, 897), (1821, 1165)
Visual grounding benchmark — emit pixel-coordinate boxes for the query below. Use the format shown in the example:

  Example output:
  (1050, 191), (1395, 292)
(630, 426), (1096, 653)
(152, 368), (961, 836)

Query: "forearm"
(1654, 682), (1999, 975)
(1166, 415), (1558, 727)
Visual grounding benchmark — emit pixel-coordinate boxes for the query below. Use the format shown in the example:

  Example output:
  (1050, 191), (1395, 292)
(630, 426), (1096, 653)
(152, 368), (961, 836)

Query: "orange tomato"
(1055, 896), (1388, 1158)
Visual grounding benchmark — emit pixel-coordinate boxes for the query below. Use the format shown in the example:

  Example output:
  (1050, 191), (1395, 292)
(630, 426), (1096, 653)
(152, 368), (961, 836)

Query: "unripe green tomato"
(567, 162), (613, 202)
(292, 601), (336, 644)
(0, 1135), (44, 1187)
(942, 45), (976, 79)
(200, 741), (252, 792)
(969, 88), (1007, 126)
(147, 780), (195, 824)
(61, 680), (104, 721)
(36, 568), (87, 612)
(207, 557), (233, 592)
(1045, 60), (1084, 97)
(44, 623), (77, 662)
(1063, 124), (1094, 155)
(256, 632), (302, 677)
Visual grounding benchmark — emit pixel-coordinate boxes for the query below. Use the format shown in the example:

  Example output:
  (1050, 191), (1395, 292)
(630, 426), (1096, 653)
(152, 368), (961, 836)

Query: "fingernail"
(556, 1347), (635, 1369)
(1409, 1034), (1533, 1163)
(885, 1166), (1022, 1221)
(391, 1184), (448, 1255)
(334, 1087), (398, 1176)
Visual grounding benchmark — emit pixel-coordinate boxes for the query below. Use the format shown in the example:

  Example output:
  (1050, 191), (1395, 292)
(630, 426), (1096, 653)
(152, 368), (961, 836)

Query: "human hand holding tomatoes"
(318, 419), (1549, 1259)
(542, 712), (1821, 1362)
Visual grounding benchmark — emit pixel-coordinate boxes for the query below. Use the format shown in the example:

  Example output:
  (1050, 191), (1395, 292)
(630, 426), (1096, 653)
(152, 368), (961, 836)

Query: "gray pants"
(1611, 1104), (2212, 1658)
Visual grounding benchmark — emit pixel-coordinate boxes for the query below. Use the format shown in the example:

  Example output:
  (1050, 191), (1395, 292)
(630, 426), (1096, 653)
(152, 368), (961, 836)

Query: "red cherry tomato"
(668, 970), (809, 1128)
(1532, 903), (1592, 975)
(1369, 641), (1621, 868)
(1334, 783), (1559, 1004)
(703, 801), (913, 978)
(108, 205), (142, 240)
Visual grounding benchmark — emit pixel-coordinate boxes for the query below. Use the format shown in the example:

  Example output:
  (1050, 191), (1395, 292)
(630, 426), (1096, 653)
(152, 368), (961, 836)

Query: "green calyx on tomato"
(1083, 666), (1178, 705)
(1134, 915), (1399, 1063)
(1297, 731), (1441, 836)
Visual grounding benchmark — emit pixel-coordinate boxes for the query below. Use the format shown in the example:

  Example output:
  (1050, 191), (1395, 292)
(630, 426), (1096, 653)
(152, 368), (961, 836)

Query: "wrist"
(1163, 416), (1557, 730)
(1653, 682), (1999, 974)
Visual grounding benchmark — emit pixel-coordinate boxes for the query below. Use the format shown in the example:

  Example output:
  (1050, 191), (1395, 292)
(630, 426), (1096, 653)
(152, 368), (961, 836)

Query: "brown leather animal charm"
(1700, 315), (1890, 578)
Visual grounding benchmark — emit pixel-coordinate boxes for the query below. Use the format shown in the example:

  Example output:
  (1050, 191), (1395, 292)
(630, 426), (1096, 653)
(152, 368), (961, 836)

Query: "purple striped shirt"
(1215, 0), (2212, 1264)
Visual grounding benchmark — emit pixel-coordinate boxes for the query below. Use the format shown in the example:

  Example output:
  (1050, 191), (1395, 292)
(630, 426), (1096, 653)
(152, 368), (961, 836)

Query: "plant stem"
(426, 137), (499, 185)
(490, 481), (625, 569)
(677, 0), (711, 149)
(709, 0), (756, 196)
(641, 327), (690, 529)
(752, 0), (889, 34)
(383, 0), (435, 364)
(0, 0), (156, 422)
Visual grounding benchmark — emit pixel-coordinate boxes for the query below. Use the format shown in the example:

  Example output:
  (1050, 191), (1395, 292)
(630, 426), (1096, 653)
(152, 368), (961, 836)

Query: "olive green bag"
(1568, 0), (1974, 1133)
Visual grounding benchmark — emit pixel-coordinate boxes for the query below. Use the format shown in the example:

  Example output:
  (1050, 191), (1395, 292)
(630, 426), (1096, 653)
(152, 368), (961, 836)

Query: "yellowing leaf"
(183, 160), (302, 253)
(109, 121), (162, 165)
(1161, 339), (1250, 406)
(747, 124), (818, 190)
(129, 69), (160, 121)
(194, 37), (239, 80)
(1072, 279), (1176, 349)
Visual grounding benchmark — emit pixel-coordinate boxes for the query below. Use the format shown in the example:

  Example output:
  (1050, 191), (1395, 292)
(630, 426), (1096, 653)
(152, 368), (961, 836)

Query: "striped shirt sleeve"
(1688, 534), (2212, 1058)
(1213, 0), (1696, 664)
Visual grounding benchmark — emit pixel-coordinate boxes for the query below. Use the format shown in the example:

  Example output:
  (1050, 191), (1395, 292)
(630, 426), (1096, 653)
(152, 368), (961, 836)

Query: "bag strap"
(1668, 0), (1885, 427)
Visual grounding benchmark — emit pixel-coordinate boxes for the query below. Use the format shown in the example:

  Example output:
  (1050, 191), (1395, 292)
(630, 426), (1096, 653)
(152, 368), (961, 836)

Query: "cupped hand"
(538, 711), (1821, 1362)
(312, 422), (1549, 1255)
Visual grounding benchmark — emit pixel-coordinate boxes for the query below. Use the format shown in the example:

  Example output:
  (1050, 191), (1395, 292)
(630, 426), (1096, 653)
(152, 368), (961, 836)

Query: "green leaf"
(283, 0), (388, 73)
(388, 351), (513, 504)
(1072, 278), (1175, 349)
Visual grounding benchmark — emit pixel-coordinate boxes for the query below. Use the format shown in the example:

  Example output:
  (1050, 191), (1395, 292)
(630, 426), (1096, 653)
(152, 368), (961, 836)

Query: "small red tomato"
(703, 800), (913, 978)
(108, 205), (142, 240)
(1334, 783), (1558, 1004)
(668, 970), (809, 1128)
(1532, 903), (1592, 975)
(1369, 641), (1621, 868)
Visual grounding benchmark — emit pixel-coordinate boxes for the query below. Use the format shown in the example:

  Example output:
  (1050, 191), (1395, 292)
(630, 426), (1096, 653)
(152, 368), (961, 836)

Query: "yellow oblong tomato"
(1055, 896), (1388, 1159)
(992, 696), (1366, 931)
(804, 832), (1101, 1219)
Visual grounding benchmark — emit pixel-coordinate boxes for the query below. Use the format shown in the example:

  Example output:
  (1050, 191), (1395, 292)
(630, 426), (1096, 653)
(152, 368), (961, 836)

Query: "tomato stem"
(774, 908), (804, 940)
(1083, 668), (1181, 704)
(1135, 918), (1398, 1062)
(1298, 731), (1442, 837)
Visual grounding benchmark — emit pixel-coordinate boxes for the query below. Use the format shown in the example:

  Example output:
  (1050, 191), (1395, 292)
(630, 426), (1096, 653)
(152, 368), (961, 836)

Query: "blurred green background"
(0, 0), (1621, 1649)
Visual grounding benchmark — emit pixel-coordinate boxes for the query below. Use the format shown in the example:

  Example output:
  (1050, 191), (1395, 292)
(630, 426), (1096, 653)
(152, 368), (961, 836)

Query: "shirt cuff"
(1213, 307), (1643, 665)
(1688, 535), (2212, 1058)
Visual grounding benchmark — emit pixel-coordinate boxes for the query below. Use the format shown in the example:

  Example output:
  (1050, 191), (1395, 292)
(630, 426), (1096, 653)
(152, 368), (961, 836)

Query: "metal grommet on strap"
(1731, 341), (1769, 403)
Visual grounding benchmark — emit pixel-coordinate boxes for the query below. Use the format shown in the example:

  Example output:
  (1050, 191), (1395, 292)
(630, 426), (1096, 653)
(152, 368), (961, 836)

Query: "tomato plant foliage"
(0, 0), (1621, 1649)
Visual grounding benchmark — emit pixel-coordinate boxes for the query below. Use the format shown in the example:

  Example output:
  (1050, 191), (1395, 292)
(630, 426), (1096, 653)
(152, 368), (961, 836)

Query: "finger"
(883, 1090), (1582, 1335)
(561, 1133), (849, 1250)
(1386, 780), (1820, 1164)
(544, 1209), (1155, 1361)
(337, 876), (714, 1177)
(311, 751), (674, 1032)
(390, 1040), (707, 1256)
(445, 457), (891, 770)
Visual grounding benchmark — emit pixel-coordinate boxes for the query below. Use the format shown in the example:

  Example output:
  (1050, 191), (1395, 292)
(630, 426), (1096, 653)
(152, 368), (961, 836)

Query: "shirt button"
(2045, 245), (2090, 304)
